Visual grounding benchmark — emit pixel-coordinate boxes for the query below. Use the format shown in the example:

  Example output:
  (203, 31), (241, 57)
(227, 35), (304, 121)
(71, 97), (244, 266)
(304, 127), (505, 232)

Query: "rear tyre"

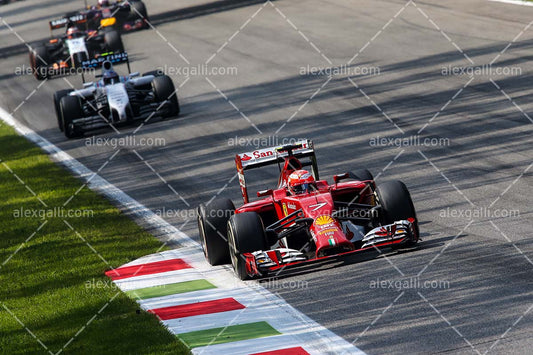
(376, 180), (419, 246)
(351, 169), (373, 182)
(227, 212), (267, 280)
(31, 46), (50, 80)
(54, 89), (73, 131)
(104, 30), (124, 52)
(152, 75), (180, 117)
(131, 1), (148, 21)
(197, 198), (235, 266)
(60, 96), (83, 138)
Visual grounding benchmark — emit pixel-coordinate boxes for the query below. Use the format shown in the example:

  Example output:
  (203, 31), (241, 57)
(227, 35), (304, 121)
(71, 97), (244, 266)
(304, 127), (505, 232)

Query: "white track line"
(114, 269), (207, 291)
(164, 308), (296, 334)
(192, 335), (309, 355)
(489, 0), (533, 6)
(0, 107), (365, 354)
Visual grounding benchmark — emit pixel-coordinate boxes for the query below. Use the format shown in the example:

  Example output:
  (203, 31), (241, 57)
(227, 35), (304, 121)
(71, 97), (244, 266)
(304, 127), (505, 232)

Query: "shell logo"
(315, 215), (334, 226)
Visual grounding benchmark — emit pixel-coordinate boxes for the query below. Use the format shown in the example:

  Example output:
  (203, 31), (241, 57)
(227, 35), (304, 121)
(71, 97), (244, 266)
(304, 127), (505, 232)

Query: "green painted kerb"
(178, 321), (281, 348)
(125, 279), (216, 300)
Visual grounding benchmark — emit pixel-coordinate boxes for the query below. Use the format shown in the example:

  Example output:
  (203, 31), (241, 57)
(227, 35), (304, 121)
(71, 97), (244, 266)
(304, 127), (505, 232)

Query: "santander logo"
(241, 154), (252, 161)
(253, 150), (274, 159)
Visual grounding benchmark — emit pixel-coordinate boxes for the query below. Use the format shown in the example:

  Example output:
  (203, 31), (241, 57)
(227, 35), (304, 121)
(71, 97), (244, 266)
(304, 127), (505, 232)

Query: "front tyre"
(376, 180), (419, 245)
(54, 89), (73, 131)
(31, 46), (50, 80)
(227, 212), (267, 280)
(197, 198), (235, 266)
(104, 30), (124, 52)
(152, 75), (180, 117)
(60, 96), (83, 138)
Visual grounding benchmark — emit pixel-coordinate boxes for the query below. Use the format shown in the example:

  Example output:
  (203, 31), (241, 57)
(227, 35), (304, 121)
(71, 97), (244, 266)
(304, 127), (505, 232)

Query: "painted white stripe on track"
(164, 308), (290, 334)
(191, 334), (308, 355)
(489, 0), (533, 6)
(114, 269), (208, 292)
(0, 107), (365, 355)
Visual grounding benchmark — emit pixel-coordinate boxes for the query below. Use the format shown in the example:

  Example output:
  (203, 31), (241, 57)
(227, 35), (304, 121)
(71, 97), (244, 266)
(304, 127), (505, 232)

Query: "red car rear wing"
(235, 139), (319, 203)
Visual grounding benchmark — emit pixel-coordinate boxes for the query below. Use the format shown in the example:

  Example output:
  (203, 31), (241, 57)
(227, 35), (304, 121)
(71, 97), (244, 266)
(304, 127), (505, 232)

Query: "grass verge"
(0, 123), (189, 354)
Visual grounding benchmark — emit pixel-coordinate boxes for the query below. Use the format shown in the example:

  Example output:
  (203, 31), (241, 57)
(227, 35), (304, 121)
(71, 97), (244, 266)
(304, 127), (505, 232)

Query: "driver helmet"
(98, 0), (110, 7)
(103, 70), (119, 85)
(66, 26), (81, 39)
(288, 170), (315, 195)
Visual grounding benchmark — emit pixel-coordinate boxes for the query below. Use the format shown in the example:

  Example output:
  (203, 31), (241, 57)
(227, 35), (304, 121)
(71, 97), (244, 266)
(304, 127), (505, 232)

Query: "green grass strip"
(126, 279), (216, 300)
(178, 321), (280, 348)
(0, 123), (189, 354)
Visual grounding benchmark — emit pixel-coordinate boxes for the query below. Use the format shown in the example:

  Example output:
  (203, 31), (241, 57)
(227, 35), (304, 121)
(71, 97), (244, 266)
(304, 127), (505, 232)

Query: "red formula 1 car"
(197, 140), (419, 280)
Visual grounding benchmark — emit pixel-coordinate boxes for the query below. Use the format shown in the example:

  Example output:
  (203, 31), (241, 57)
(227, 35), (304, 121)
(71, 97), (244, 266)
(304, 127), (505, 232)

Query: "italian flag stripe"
(251, 347), (310, 355)
(178, 321), (280, 348)
(125, 279), (216, 300)
(148, 297), (245, 320)
(105, 258), (191, 280)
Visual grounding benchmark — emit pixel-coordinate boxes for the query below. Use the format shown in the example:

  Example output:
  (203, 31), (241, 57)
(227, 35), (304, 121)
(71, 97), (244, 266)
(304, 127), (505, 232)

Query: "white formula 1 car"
(53, 55), (179, 138)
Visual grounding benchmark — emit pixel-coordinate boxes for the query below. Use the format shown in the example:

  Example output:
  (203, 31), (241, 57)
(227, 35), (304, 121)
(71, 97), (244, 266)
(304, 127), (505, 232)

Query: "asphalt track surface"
(1, 0), (532, 354)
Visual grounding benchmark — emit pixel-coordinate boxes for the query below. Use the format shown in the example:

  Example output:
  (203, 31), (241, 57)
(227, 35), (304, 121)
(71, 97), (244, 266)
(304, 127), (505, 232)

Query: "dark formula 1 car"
(197, 140), (420, 280)
(53, 55), (179, 138)
(53, 0), (149, 33)
(29, 14), (124, 80)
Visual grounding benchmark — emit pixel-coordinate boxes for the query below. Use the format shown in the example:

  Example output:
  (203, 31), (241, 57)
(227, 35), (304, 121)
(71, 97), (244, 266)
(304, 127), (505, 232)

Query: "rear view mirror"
(257, 189), (273, 198)
(333, 173), (350, 184)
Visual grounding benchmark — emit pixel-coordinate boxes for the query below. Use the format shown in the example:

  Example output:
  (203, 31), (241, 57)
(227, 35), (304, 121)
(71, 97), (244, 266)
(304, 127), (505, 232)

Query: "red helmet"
(288, 170), (315, 195)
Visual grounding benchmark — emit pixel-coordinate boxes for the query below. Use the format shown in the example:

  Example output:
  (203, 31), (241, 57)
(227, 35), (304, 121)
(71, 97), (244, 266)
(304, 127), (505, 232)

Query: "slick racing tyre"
(351, 169), (373, 182)
(152, 75), (180, 117)
(54, 89), (73, 131)
(104, 30), (124, 52)
(227, 212), (268, 280)
(72, 52), (88, 69)
(130, 1), (148, 22)
(31, 46), (50, 80)
(376, 180), (419, 246)
(197, 198), (235, 266)
(60, 96), (83, 138)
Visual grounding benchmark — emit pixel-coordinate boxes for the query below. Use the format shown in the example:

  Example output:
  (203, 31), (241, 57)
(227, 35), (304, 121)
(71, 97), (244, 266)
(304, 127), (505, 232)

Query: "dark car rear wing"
(49, 13), (87, 32)
(235, 139), (319, 203)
